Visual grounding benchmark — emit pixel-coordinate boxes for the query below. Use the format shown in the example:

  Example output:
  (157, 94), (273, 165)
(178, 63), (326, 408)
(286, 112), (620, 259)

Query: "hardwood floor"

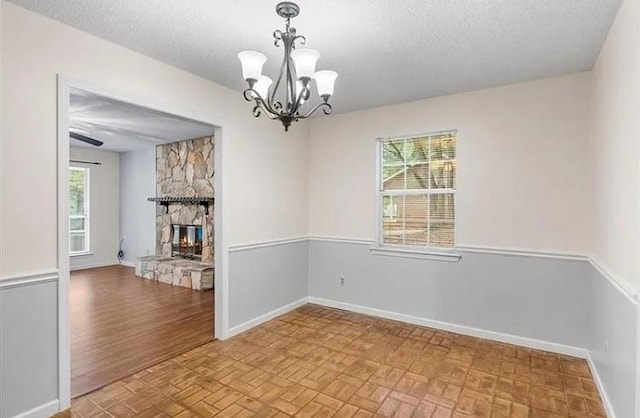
(71, 265), (214, 398)
(70, 304), (605, 417)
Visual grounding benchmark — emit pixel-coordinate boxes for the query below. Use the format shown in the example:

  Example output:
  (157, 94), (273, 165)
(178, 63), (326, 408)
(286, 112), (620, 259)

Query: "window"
(377, 131), (457, 251)
(69, 167), (90, 254)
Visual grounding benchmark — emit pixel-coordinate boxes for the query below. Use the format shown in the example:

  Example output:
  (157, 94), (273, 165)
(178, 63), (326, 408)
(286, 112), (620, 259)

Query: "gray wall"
(0, 279), (59, 418)
(589, 267), (637, 418)
(308, 240), (592, 349)
(228, 241), (309, 328)
(119, 147), (156, 264)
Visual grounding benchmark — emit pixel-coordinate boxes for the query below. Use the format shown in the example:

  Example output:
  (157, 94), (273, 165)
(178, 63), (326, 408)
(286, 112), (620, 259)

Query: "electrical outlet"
(604, 339), (609, 353)
(339, 276), (345, 286)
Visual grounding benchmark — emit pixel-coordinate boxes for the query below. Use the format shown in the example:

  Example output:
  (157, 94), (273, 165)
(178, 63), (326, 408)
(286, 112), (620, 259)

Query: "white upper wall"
(308, 73), (593, 255)
(590, 0), (640, 294)
(0, 2), (309, 276)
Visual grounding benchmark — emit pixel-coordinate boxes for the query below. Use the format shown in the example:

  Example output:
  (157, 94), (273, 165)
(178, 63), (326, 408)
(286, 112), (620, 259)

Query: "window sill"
(70, 251), (93, 257)
(370, 246), (461, 262)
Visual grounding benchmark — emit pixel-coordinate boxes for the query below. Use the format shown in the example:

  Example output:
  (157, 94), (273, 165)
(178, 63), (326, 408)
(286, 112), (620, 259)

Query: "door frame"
(56, 75), (228, 409)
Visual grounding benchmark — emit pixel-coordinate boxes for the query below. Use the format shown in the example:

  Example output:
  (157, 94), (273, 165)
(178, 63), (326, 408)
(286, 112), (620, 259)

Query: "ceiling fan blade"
(70, 132), (104, 147)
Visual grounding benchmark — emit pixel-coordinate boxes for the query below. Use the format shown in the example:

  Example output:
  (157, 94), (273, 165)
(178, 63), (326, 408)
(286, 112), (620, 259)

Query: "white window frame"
(372, 131), (460, 262)
(69, 166), (91, 256)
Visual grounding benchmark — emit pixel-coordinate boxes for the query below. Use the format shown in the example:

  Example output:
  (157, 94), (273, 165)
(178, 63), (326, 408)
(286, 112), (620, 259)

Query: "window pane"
(70, 233), (86, 253)
(404, 194), (429, 246)
(382, 195), (404, 245)
(70, 168), (87, 216)
(429, 193), (455, 248)
(430, 134), (456, 189)
(405, 164), (430, 189)
(382, 140), (406, 190)
(70, 217), (85, 232)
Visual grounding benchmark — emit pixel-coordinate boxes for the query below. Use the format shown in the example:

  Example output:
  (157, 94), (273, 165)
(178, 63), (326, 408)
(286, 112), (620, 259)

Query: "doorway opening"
(62, 86), (219, 398)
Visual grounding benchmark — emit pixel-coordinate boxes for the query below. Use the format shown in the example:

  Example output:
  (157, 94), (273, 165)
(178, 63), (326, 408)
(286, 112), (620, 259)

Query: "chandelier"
(237, 2), (338, 131)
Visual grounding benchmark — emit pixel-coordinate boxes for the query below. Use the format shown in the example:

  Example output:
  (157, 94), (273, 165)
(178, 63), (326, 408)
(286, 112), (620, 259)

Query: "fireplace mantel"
(148, 196), (214, 214)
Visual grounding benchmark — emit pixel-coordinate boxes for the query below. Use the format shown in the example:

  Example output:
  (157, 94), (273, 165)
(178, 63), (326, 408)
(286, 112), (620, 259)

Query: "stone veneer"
(135, 256), (213, 291)
(156, 136), (215, 264)
(135, 136), (215, 291)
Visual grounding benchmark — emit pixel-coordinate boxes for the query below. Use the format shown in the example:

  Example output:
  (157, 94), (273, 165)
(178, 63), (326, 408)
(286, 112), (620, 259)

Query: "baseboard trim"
(70, 262), (119, 272)
(586, 353), (616, 418)
(227, 297), (309, 337)
(10, 399), (59, 418)
(119, 261), (135, 268)
(308, 297), (588, 359)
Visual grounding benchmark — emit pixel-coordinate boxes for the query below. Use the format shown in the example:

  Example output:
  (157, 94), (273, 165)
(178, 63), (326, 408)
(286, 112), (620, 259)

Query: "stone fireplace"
(135, 136), (214, 291)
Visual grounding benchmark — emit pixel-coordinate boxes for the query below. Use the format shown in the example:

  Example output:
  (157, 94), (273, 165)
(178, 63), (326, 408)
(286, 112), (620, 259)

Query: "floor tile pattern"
(69, 305), (605, 417)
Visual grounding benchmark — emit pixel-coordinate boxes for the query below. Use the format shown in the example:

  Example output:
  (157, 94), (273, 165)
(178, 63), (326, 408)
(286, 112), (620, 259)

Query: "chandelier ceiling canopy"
(237, 2), (338, 131)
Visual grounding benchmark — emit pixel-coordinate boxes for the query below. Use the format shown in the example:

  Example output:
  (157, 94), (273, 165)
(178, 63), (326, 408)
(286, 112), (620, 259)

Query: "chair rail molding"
(0, 270), (59, 289)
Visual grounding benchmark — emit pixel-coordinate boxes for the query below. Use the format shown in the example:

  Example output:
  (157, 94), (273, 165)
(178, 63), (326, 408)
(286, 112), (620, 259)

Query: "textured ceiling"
(70, 89), (215, 152)
(12, 0), (622, 113)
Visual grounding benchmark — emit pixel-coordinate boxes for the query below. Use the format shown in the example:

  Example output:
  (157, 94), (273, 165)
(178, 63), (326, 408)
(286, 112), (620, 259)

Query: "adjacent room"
(1, 1), (638, 418)
(67, 89), (216, 397)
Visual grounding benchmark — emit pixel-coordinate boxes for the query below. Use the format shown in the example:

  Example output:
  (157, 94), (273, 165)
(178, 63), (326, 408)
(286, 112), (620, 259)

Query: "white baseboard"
(227, 297), (309, 338)
(120, 261), (135, 268)
(308, 297), (588, 359)
(587, 353), (616, 418)
(70, 261), (120, 271)
(10, 399), (59, 418)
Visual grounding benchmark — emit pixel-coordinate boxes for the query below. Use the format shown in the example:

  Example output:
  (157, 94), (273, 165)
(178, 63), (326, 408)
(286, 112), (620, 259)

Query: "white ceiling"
(70, 89), (215, 152)
(13, 0), (622, 113)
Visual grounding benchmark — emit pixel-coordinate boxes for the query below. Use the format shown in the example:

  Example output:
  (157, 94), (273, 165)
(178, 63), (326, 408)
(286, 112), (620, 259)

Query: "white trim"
(370, 246), (461, 262)
(56, 75), (229, 412)
(0, 271), (59, 289)
(119, 261), (136, 268)
(69, 251), (93, 257)
(308, 297), (588, 359)
(589, 257), (638, 305)
(376, 129), (459, 143)
(70, 261), (120, 272)
(228, 237), (307, 252)
(309, 236), (374, 246)
(57, 75), (72, 411)
(227, 297), (309, 338)
(9, 400), (60, 418)
(457, 245), (589, 261)
(587, 354), (616, 418)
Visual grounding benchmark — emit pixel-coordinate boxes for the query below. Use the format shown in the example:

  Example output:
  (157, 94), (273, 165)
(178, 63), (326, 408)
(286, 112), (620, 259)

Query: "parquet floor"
(69, 305), (605, 417)
(71, 265), (214, 397)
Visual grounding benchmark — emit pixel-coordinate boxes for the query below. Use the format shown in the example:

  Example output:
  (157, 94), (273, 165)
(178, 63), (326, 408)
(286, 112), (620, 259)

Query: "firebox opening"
(171, 224), (203, 260)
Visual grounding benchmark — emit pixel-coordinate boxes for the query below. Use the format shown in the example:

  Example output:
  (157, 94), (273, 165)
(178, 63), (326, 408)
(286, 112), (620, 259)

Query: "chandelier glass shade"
(237, 2), (338, 131)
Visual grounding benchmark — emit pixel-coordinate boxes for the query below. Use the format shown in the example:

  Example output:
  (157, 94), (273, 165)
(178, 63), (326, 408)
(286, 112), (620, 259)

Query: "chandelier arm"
(284, 36), (296, 112)
(273, 30), (284, 47)
(253, 103), (280, 120)
(289, 83), (311, 117)
(243, 88), (280, 118)
(298, 101), (333, 119)
(268, 43), (288, 110)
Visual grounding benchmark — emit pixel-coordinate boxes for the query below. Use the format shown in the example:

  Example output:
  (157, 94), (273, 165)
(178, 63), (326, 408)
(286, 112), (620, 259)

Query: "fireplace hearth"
(172, 224), (203, 260)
